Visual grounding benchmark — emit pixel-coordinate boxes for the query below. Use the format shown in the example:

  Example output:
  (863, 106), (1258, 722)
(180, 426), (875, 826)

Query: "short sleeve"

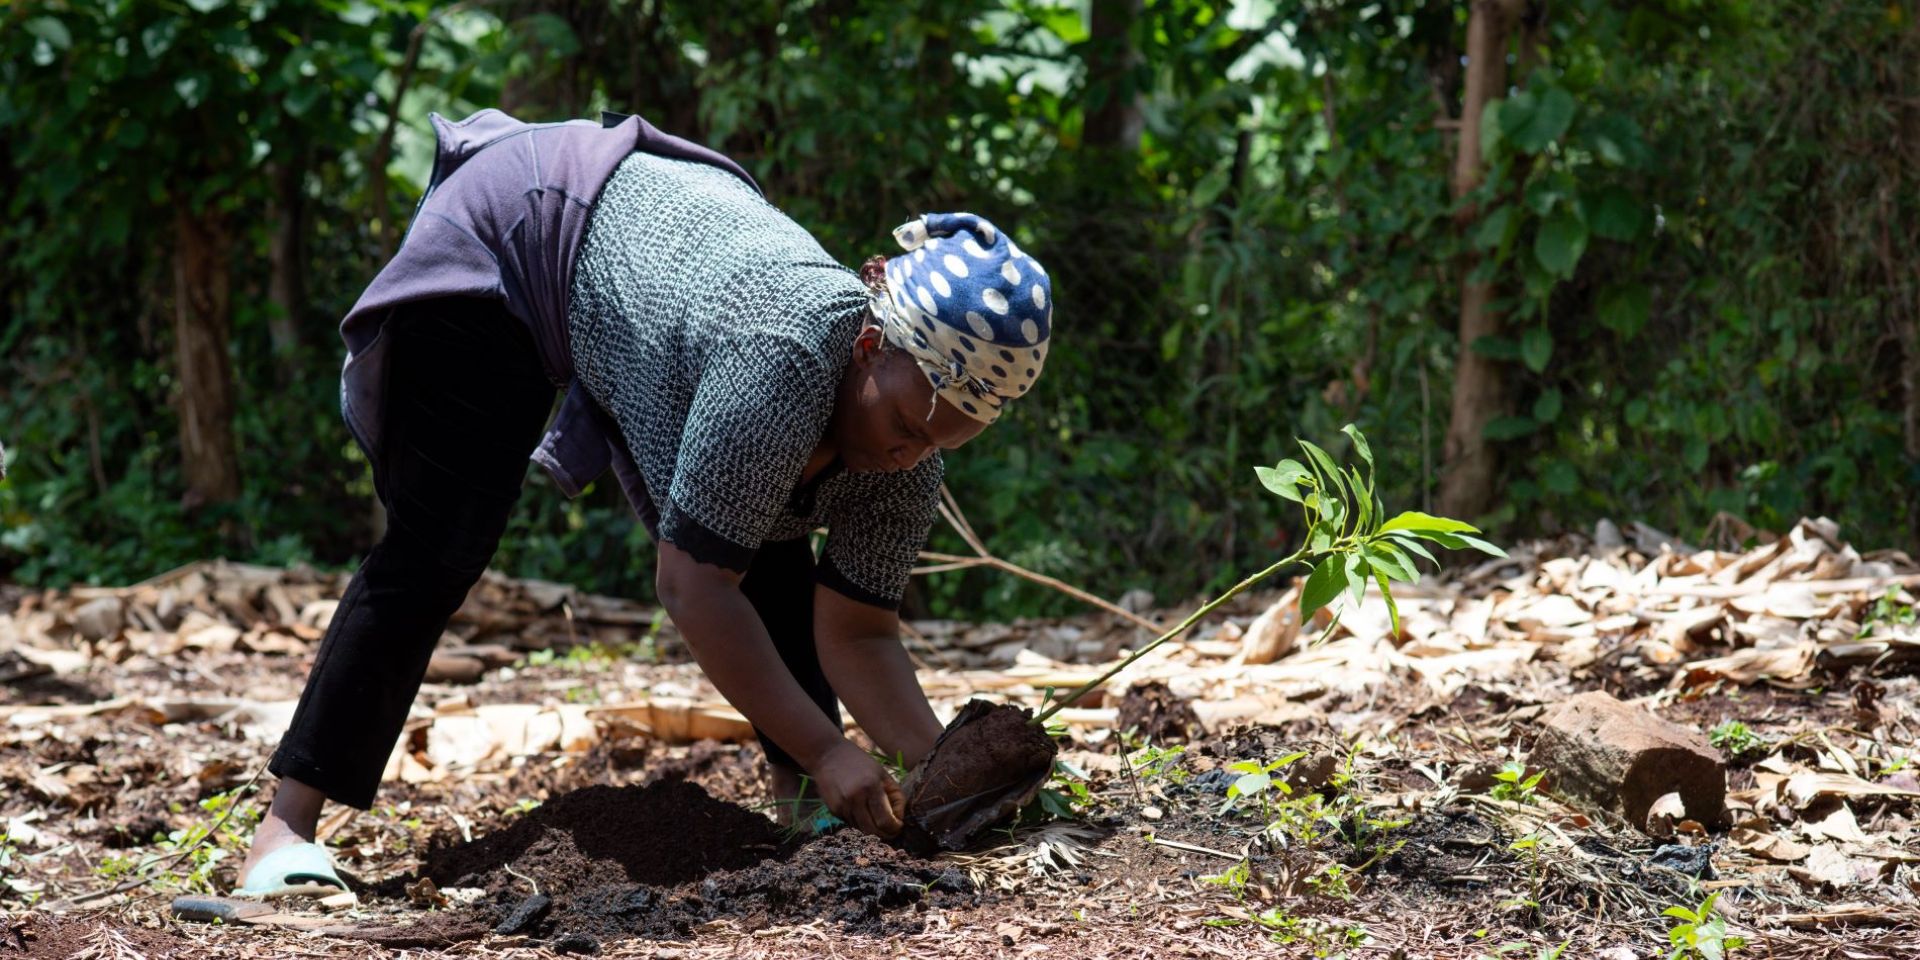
(816, 456), (944, 609)
(660, 336), (835, 571)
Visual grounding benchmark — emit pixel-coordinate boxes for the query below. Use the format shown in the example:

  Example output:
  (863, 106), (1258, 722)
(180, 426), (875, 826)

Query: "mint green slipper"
(235, 842), (350, 899)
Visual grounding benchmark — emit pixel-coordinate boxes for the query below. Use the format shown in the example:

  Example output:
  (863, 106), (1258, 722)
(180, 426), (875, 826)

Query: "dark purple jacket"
(338, 109), (759, 525)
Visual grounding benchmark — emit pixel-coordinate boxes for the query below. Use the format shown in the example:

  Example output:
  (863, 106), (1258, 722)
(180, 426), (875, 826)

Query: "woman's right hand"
(810, 739), (906, 838)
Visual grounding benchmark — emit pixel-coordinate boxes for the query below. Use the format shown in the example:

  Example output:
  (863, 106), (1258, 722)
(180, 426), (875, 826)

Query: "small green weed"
(1220, 752), (1308, 818)
(1709, 721), (1769, 757)
(1199, 859), (1253, 901)
(868, 749), (910, 779)
(1306, 861), (1353, 900)
(1664, 890), (1747, 960)
(1035, 757), (1092, 820)
(1501, 832), (1545, 919)
(1860, 588), (1916, 635)
(92, 852), (140, 885)
(1253, 908), (1369, 957)
(0, 828), (38, 904)
(1489, 762), (1545, 805)
(520, 639), (657, 672)
(93, 785), (265, 894)
(1127, 742), (1189, 784)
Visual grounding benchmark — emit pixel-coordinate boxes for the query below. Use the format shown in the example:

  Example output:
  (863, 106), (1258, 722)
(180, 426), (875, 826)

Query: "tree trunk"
(172, 206), (242, 509)
(1083, 0), (1144, 153)
(1436, 0), (1522, 521)
(267, 145), (308, 378)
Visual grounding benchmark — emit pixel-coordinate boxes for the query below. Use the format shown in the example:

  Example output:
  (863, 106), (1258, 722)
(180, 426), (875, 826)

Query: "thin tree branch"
(915, 486), (1166, 636)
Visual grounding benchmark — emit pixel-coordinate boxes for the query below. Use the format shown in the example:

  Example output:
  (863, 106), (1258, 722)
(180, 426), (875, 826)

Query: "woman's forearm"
(658, 554), (845, 771)
(814, 589), (943, 766)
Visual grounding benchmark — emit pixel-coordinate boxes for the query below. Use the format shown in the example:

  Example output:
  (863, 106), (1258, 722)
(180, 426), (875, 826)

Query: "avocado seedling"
(896, 425), (1503, 851)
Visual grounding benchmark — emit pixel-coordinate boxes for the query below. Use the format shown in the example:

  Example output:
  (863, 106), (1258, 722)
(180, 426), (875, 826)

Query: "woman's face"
(829, 325), (989, 474)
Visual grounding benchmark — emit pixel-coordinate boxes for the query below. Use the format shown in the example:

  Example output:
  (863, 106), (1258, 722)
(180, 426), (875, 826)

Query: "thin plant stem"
(1032, 548), (1310, 725)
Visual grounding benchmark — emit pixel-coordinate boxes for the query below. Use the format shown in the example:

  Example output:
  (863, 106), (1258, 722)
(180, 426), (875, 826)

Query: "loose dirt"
(350, 780), (975, 949)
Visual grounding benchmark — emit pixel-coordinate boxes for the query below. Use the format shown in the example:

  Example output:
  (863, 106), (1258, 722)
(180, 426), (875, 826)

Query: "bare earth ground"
(2, 516), (1918, 959)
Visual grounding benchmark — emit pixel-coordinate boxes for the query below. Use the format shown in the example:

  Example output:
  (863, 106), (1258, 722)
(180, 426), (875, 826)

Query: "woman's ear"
(852, 324), (887, 366)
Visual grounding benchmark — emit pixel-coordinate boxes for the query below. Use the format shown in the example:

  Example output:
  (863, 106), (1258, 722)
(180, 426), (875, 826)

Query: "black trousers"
(270, 298), (837, 809)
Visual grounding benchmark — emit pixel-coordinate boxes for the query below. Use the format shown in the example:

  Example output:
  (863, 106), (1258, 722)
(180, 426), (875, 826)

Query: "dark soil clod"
(1116, 680), (1205, 743)
(493, 892), (552, 936)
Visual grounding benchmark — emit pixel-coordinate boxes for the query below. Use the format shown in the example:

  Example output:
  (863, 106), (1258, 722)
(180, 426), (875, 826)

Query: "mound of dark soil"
(355, 779), (975, 949)
(423, 780), (786, 897)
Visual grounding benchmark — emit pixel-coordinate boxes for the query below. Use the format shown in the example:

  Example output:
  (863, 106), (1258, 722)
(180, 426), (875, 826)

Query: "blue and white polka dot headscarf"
(871, 212), (1052, 423)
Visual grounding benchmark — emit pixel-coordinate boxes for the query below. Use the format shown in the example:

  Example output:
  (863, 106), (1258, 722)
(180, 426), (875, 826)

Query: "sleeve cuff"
(815, 555), (901, 611)
(659, 501), (755, 573)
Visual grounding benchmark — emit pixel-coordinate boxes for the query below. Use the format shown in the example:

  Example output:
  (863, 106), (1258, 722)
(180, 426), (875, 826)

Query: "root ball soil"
(900, 700), (1058, 852)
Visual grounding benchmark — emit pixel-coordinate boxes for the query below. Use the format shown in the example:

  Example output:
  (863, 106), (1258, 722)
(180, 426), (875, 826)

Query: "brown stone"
(1530, 691), (1725, 830)
(424, 653), (487, 684)
(71, 596), (126, 641)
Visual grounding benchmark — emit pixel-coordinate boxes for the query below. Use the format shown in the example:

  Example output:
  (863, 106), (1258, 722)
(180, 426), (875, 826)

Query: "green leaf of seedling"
(1322, 496), (1346, 528)
(1340, 424), (1372, 469)
(1418, 530), (1509, 558)
(1662, 906), (1699, 922)
(1383, 533), (1439, 568)
(1270, 751), (1308, 771)
(1298, 440), (1349, 517)
(1588, 185), (1646, 241)
(1256, 460), (1311, 503)
(1297, 442), (1342, 494)
(1309, 521), (1335, 554)
(1598, 283), (1652, 340)
(1348, 466), (1372, 533)
(1364, 541), (1416, 582)
(1343, 554), (1368, 606)
(1377, 511), (1480, 536)
(1376, 569), (1399, 634)
(1300, 555), (1348, 620)
(1533, 389), (1564, 424)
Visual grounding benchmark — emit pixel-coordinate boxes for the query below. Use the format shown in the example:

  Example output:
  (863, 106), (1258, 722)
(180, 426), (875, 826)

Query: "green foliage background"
(3, 0), (1916, 618)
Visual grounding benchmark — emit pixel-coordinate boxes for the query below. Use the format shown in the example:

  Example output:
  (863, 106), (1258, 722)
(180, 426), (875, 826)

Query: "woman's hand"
(812, 740), (906, 838)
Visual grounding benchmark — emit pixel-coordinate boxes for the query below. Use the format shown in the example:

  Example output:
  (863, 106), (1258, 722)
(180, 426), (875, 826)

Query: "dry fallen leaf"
(1799, 801), (1869, 845)
(1729, 821), (1811, 863)
(1789, 844), (1878, 889)
(1785, 771), (1920, 809)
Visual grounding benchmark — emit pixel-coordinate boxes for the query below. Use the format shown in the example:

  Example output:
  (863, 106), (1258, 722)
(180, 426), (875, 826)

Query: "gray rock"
(71, 597), (126, 641)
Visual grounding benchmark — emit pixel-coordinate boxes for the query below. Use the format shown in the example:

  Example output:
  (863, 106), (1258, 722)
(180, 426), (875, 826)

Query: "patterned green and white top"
(567, 151), (942, 609)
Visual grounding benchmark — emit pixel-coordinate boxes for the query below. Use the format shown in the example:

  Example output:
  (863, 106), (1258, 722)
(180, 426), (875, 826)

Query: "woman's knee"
(362, 524), (496, 613)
